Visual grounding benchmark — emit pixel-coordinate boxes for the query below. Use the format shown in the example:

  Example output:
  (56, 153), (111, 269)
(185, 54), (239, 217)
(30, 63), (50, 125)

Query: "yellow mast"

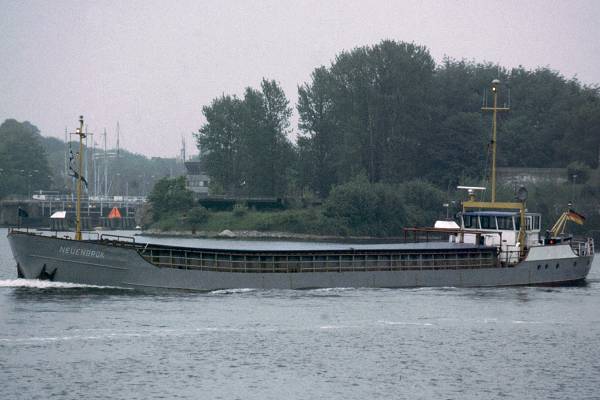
(462, 81), (528, 257)
(74, 116), (86, 241)
(481, 79), (510, 202)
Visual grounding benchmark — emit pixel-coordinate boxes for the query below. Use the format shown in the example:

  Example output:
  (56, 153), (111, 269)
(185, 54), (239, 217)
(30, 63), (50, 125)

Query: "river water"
(1, 228), (599, 399)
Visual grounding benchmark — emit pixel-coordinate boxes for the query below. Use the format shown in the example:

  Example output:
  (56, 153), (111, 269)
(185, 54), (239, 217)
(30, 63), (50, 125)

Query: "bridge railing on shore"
(31, 194), (147, 204)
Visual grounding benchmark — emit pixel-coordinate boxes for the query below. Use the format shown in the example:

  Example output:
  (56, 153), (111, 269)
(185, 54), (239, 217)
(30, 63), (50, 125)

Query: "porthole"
(537, 265), (541, 270)
(545, 264), (548, 269)
(573, 261), (577, 267)
(555, 263), (559, 269)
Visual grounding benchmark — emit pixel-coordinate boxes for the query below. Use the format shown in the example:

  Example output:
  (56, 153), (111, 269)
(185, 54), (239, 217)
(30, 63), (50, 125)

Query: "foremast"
(73, 116), (86, 241)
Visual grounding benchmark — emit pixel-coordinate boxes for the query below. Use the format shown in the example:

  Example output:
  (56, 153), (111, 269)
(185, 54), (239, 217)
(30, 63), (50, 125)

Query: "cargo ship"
(7, 81), (595, 290)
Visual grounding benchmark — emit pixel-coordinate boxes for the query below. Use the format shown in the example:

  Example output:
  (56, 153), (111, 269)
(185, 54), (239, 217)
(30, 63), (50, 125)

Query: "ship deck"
(9, 230), (503, 274)
(98, 237), (501, 273)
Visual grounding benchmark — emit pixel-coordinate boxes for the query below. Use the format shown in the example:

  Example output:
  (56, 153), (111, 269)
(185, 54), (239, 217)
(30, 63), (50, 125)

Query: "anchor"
(37, 264), (57, 281)
(16, 263), (24, 279)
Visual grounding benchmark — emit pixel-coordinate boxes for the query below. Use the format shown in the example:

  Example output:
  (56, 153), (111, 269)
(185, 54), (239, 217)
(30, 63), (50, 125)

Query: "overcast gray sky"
(1, 0), (599, 158)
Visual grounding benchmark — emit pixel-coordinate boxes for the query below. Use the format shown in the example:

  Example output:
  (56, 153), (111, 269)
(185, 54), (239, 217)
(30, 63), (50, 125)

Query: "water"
(1, 228), (599, 399)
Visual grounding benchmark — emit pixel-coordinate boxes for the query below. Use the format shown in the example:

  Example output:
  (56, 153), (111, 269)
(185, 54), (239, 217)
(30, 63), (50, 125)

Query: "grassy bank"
(152, 207), (350, 237)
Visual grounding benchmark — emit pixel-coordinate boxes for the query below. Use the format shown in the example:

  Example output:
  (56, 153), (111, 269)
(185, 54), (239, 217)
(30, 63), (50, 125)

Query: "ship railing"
(498, 250), (522, 265)
(571, 238), (594, 256)
(99, 233), (136, 244)
(405, 227), (530, 265)
(403, 227), (503, 245)
(8, 227), (47, 236)
(137, 247), (502, 273)
(7, 228), (141, 244)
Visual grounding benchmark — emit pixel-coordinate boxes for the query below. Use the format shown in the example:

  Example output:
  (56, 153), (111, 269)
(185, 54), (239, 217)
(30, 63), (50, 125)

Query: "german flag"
(567, 209), (585, 225)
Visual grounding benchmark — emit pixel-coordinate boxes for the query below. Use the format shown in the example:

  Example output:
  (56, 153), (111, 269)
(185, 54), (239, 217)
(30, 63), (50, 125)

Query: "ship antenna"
(481, 79), (510, 203)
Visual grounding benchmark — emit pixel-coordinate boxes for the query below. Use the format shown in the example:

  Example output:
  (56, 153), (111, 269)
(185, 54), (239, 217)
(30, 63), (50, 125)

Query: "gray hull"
(8, 231), (594, 290)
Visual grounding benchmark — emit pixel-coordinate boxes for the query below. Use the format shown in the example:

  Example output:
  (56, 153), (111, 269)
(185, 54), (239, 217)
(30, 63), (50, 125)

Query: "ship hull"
(7, 231), (594, 290)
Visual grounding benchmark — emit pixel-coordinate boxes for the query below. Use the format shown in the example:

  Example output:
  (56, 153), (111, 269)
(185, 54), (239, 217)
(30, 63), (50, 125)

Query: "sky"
(1, 0), (599, 158)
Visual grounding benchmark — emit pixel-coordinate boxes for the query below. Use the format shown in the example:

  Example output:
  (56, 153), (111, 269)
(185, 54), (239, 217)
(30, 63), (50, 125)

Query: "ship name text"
(59, 246), (105, 259)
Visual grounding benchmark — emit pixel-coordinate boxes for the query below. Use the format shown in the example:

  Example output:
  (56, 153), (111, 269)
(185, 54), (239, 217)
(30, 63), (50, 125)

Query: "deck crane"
(549, 209), (585, 238)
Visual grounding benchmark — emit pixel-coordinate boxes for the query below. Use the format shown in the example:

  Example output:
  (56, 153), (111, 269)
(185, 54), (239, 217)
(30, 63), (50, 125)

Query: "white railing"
(31, 194), (147, 203)
(571, 238), (594, 256)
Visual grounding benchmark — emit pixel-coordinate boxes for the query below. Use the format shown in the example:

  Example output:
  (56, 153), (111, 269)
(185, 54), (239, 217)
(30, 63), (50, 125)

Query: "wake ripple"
(0, 279), (121, 289)
(209, 288), (257, 295)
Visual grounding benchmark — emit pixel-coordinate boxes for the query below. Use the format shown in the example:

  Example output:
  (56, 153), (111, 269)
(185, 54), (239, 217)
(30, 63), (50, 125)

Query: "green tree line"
(0, 119), (184, 199)
(198, 40), (600, 199)
(0, 120), (52, 198)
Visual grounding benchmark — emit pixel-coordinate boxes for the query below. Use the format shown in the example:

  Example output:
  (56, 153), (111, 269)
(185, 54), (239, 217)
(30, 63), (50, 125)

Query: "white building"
(184, 161), (210, 196)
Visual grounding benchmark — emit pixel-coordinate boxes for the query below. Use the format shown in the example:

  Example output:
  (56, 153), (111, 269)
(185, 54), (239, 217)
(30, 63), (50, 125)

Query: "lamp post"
(27, 169), (39, 199)
(19, 170), (26, 198)
(571, 174), (578, 206)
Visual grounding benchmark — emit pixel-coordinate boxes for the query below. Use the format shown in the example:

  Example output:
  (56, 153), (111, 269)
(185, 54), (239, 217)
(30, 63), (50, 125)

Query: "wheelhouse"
(456, 211), (542, 263)
(461, 211), (541, 233)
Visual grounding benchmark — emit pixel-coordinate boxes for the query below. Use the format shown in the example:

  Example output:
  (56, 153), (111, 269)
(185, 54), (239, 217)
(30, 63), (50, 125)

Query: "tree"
(297, 67), (341, 196)
(0, 119), (52, 198)
(195, 79), (294, 197)
(196, 95), (244, 194)
(184, 206), (209, 231)
(323, 176), (407, 236)
(297, 40), (436, 196)
(398, 180), (446, 227)
(148, 176), (194, 221)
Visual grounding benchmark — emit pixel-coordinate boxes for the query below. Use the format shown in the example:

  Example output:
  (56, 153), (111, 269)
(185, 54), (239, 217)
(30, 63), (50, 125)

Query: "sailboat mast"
(116, 122), (120, 194)
(64, 127), (68, 190)
(103, 128), (108, 197)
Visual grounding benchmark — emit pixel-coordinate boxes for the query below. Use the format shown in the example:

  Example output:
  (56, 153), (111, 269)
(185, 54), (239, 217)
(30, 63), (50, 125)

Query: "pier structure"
(0, 194), (145, 229)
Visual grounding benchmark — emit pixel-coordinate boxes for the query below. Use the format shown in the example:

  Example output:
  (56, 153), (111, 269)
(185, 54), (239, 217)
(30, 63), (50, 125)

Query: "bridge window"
(464, 215), (476, 228)
(480, 216), (495, 229)
(497, 216), (513, 230)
